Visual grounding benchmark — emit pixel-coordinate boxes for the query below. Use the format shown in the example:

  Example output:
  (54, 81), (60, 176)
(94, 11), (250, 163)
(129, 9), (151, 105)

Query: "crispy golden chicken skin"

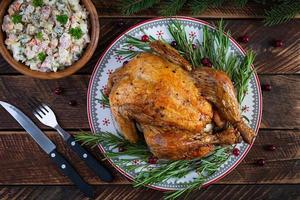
(108, 53), (213, 144)
(191, 67), (256, 143)
(107, 41), (255, 160)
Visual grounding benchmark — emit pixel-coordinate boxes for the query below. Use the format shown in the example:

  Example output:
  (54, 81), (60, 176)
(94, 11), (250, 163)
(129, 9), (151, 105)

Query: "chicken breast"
(108, 53), (213, 144)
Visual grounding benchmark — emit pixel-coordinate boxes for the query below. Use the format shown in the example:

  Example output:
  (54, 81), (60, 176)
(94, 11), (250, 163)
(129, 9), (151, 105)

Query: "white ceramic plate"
(87, 17), (262, 191)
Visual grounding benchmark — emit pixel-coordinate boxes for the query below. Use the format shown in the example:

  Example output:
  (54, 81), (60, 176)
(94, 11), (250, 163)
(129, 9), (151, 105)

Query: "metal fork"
(29, 98), (113, 182)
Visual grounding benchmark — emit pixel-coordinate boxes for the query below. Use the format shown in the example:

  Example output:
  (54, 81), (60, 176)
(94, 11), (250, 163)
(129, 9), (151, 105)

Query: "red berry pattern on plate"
(115, 55), (124, 63)
(106, 69), (114, 75)
(189, 31), (196, 39)
(156, 30), (164, 39)
(102, 118), (110, 126)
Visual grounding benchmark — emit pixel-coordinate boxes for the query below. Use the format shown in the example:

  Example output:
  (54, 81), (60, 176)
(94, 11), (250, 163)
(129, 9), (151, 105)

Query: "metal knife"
(0, 101), (94, 198)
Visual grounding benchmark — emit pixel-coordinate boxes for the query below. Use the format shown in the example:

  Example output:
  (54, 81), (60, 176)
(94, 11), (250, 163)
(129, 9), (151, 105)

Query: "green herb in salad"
(69, 27), (83, 39)
(32, 0), (44, 7)
(37, 52), (46, 62)
(56, 14), (69, 25)
(36, 32), (43, 40)
(11, 14), (22, 24)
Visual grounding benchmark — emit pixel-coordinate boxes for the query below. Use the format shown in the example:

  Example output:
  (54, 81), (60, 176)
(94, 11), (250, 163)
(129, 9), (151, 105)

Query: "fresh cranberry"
(171, 41), (177, 47)
(141, 35), (149, 42)
(256, 159), (266, 166)
(262, 84), (272, 91)
(54, 87), (63, 95)
(265, 144), (276, 151)
(233, 148), (240, 156)
(201, 184), (210, 190)
(148, 156), (158, 164)
(274, 39), (283, 47)
(68, 100), (77, 106)
(118, 21), (124, 27)
(118, 146), (126, 152)
(239, 35), (250, 43)
(201, 58), (212, 67)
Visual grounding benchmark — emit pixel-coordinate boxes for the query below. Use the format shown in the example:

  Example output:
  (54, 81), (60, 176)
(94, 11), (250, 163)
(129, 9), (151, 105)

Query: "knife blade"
(0, 101), (55, 154)
(0, 101), (94, 198)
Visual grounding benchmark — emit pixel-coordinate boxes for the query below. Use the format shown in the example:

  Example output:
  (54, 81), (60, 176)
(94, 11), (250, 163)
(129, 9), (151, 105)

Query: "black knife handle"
(49, 149), (94, 198)
(66, 135), (113, 182)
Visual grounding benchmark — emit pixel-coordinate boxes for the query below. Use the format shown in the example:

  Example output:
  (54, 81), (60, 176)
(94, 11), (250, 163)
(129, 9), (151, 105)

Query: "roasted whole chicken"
(107, 41), (256, 160)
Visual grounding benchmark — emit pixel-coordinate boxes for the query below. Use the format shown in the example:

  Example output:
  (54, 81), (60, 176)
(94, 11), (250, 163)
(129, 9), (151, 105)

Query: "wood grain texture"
(0, 19), (299, 75)
(1, 184), (300, 200)
(0, 130), (299, 185)
(92, 0), (300, 19)
(0, 75), (299, 130)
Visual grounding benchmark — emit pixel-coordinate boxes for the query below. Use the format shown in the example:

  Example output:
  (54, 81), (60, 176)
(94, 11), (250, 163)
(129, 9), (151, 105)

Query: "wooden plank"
(92, 0), (300, 19)
(0, 75), (299, 130)
(0, 129), (299, 185)
(0, 19), (299, 75)
(1, 184), (300, 200)
(259, 75), (300, 128)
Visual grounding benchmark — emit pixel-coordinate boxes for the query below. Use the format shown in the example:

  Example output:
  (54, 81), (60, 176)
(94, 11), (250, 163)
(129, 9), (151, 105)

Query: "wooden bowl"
(0, 0), (99, 79)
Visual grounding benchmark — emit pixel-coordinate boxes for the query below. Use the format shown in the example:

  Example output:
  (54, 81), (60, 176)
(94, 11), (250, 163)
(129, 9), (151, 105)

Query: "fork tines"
(27, 97), (49, 116)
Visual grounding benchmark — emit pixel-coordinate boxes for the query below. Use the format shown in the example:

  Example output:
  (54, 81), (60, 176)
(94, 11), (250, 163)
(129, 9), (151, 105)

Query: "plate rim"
(87, 16), (263, 191)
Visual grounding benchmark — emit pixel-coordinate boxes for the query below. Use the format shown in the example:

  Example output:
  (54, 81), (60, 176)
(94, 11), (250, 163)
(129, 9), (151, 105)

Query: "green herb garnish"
(37, 52), (46, 62)
(75, 131), (231, 200)
(36, 32), (43, 40)
(32, 0), (43, 7)
(69, 27), (83, 39)
(11, 14), (22, 24)
(56, 14), (68, 25)
(117, 20), (255, 103)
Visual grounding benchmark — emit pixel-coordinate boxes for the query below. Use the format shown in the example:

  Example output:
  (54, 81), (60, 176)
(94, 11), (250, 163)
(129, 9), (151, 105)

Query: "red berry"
(274, 40), (283, 47)
(118, 21), (124, 27)
(192, 44), (197, 49)
(256, 159), (266, 166)
(68, 100), (77, 106)
(201, 184), (210, 190)
(141, 35), (149, 42)
(265, 144), (276, 151)
(171, 41), (177, 47)
(54, 87), (63, 95)
(233, 148), (240, 156)
(118, 146), (126, 152)
(262, 84), (272, 91)
(148, 156), (158, 164)
(201, 58), (212, 67)
(123, 61), (128, 65)
(239, 35), (250, 43)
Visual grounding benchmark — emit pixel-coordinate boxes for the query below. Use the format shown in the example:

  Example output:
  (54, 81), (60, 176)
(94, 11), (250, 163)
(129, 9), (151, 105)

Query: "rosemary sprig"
(119, 0), (300, 26)
(164, 147), (229, 199)
(75, 131), (231, 200)
(96, 90), (110, 108)
(116, 20), (255, 103)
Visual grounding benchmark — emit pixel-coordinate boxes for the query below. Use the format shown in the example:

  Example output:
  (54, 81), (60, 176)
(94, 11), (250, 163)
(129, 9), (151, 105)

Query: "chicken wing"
(192, 67), (256, 143)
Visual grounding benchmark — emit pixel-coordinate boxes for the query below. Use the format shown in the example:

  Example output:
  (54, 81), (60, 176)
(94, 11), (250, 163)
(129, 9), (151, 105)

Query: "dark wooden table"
(0, 1), (300, 200)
